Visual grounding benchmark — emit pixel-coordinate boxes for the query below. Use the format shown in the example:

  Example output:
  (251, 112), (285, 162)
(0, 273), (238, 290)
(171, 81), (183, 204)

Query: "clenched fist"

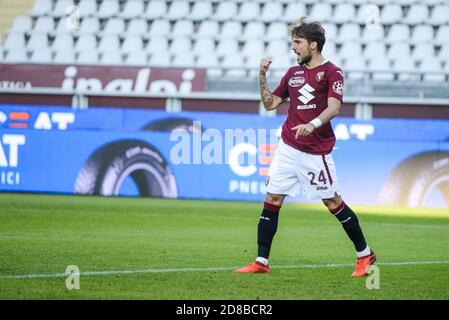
(259, 58), (272, 76)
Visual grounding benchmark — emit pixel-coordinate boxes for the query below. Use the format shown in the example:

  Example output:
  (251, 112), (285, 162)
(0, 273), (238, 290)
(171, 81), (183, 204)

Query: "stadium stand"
(0, 0), (448, 96)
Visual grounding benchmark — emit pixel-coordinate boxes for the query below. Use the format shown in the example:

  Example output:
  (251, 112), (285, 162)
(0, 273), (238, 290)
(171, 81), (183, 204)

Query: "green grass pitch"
(0, 193), (448, 299)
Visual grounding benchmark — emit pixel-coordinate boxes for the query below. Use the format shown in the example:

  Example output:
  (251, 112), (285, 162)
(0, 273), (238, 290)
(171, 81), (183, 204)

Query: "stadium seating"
(34, 16), (54, 33)
(146, 36), (168, 55)
(143, 0), (166, 20)
(4, 32), (26, 50)
(420, 59), (445, 82)
(52, 33), (73, 51)
(100, 51), (122, 65)
(28, 0), (51, 17)
(54, 49), (76, 64)
(243, 22), (265, 40)
(364, 42), (387, 61)
(125, 51), (148, 66)
(340, 42), (363, 60)
(368, 59), (394, 81)
(77, 49), (99, 65)
(281, 3), (307, 23)
(51, 0), (74, 18)
(98, 35), (120, 53)
(27, 32), (49, 50)
(0, 0), (448, 82)
(103, 18), (126, 35)
(392, 57), (418, 81)
(259, 2), (283, 23)
(10, 16), (32, 33)
(126, 19), (148, 36)
(211, 2), (237, 22)
(169, 37), (192, 55)
(77, 0), (96, 18)
(362, 26), (384, 43)
(333, 3), (356, 24)
(30, 47), (52, 63)
(344, 57), (367, 80)
(190, 1), (213, 21)
(148, 51), (170, 67)
(120, 0), (144, 20)
(121, 35), (144, 54)
(236, 2), (260, 23)
(75, 34), (96, 52)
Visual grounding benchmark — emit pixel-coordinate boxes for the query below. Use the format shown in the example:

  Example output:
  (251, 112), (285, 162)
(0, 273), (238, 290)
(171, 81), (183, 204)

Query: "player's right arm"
(259, 58), (284, 111)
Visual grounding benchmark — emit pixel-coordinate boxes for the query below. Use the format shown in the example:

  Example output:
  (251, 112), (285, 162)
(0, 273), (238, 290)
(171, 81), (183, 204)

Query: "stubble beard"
(298, 52), (312, 66)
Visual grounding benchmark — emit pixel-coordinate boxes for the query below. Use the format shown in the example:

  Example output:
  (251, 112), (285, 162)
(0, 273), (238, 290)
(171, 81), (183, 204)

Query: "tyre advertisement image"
(0, 104), (448, 208)
(378, 151), (449, 207)
(74, 140), (177, 198)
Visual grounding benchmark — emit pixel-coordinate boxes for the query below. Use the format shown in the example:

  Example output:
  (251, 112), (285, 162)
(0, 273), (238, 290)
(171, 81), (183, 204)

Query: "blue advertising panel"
(0, 104), (448, 208)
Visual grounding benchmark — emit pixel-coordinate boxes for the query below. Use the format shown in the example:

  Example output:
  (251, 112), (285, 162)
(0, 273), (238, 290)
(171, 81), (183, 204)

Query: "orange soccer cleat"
(234, 261), (270, 273)
(351, 250), (377, 277)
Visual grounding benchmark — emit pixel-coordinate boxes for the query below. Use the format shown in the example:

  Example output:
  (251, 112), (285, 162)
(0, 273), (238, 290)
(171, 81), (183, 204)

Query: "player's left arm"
(319, 97), (341, 123)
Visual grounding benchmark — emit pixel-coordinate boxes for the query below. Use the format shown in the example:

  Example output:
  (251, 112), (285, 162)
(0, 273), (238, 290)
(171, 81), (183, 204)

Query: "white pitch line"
(1, 261), (449, 280)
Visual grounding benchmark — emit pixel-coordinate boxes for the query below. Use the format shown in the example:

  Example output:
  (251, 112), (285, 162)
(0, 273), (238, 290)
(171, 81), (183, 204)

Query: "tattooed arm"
(259, 58), (284, 111)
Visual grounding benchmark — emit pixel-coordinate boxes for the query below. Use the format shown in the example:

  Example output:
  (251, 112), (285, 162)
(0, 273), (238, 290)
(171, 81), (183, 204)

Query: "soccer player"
(235, 18), (376, 277)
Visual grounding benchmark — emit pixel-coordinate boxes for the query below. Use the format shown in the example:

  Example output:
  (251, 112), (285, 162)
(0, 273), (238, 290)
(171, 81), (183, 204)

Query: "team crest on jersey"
(316, 71), (325, 82)
(332, 80), (344, 95)
(288, 77), (305, 87)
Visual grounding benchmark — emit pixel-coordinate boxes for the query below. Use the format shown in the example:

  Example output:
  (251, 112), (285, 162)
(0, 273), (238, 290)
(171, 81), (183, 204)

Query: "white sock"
(356, 245), (371, 258)
(256, 257), (269, 266)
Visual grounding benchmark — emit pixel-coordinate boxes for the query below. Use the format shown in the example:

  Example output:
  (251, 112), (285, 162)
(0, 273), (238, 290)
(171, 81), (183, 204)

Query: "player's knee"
(265, 193), (284, 207)
(323, 195), (342, 211)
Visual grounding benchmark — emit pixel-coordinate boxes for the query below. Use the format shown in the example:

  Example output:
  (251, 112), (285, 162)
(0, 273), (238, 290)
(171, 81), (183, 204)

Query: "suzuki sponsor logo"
(297, 84), (317, 110)
(297, 104), (317, 110)
(298, 84), (315, 104)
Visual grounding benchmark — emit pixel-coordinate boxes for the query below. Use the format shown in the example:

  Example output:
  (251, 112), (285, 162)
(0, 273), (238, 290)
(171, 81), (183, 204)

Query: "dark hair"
(289, 17), (326, 53)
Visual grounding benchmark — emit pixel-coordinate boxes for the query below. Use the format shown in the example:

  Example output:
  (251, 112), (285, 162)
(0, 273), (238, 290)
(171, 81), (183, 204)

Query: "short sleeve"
(272, 71), (289, 100)
(327, 68), (344, 102)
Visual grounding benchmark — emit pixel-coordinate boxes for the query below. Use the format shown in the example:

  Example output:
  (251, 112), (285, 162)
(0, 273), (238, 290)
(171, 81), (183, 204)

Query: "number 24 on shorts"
(308, 170), (327, 185)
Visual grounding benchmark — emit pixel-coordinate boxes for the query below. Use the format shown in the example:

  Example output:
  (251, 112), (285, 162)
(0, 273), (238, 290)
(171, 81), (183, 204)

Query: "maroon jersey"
(273, 60), (344, 155)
